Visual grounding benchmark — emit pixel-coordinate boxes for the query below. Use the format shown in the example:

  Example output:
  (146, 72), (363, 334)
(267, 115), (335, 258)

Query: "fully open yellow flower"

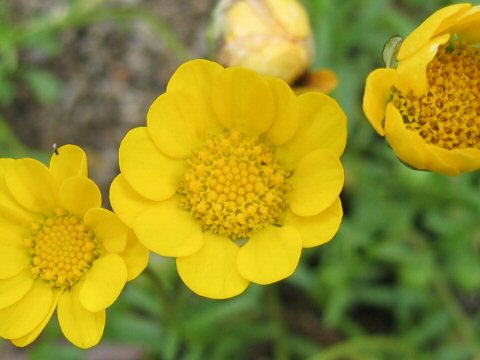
(110, 59), (346, 299)
(363, 3), (480, 175)
(0, 145), (148, 348)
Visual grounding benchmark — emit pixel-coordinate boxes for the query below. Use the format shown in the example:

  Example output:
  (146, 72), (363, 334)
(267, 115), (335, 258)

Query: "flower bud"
(212, 0), (314, 84)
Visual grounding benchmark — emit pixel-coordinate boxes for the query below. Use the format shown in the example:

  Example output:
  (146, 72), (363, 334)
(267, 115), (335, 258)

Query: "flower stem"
(144, 266), (173, 321)
(267, 285), (289, 360)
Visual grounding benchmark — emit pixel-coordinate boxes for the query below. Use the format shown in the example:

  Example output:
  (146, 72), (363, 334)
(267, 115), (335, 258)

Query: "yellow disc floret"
(179, 131), (290, 240)
(25, 208), (102, 290)
(392, 39), (480, 150)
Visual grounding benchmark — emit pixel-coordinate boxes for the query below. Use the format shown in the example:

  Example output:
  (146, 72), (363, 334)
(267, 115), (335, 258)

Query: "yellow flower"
(110, 59), (346, 299)
(214, 0), (314, 84)
(0, 145), (149, 348)
(363, 3), (480, 175)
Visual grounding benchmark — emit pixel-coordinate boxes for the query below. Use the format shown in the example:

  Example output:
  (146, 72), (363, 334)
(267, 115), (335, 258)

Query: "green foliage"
(1, 0), (479, 359)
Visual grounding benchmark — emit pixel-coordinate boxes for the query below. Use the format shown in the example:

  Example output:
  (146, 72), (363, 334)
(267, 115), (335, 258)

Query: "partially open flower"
(363, 3), (480, 175)
(212, 0), (314, 84)
(0, 145), (148, 348)
(110, 59), (346, 299)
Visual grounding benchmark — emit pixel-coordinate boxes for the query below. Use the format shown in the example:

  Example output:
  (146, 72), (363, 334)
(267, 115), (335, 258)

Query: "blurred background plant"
(1, 0), (479, 360)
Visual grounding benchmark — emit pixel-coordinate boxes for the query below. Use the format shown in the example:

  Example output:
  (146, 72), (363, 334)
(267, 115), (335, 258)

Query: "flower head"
(363, 3), (480, 175)
(0, 145), (148, 348)
(212, 0), (314, 84)
(110, 59), (346, 299)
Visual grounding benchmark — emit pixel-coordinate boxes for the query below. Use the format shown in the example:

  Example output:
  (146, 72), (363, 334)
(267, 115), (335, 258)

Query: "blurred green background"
(1, 0), (479, 359)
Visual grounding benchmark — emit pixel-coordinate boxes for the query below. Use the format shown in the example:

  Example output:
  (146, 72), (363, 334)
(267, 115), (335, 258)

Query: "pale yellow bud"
(213, 0), (314, 84)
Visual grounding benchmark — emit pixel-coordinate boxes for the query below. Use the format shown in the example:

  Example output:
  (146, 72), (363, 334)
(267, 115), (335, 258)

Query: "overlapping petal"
(211, 67), (274, 135)
(397, 3), (471, 60)
(0, 270), (34, 310)
(109, 174), (156, 227)
(237, 225), (302, 285)
(0, 229), (31, 279)
(57, 285), (105, 349)
(177, 233), (249, 299)
(134, 198), (204, 257)
(363, 69), (398, 135)
(288, 149), (344, 216)
(147, 91), (212, 159)
(119, 229), (149, 281)
(5, 159), (58, 214)
(277, 92), (347, 168)
(49, 144), (88, 185)
(0, 281), (54, 339)
(283, 198), (343, 248)
(59, 177), (102, 217)
(119, 127), (186, 201)
(11, 290), (59, 347)
(264, 77), (299, 145)
(0, 159), (33, 227)
(84, 208), (127, 253)
(79, 254), (127, 312)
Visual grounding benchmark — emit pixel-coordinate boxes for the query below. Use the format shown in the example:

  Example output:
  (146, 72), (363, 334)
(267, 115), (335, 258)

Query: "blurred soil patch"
(4, 0), (215, 199)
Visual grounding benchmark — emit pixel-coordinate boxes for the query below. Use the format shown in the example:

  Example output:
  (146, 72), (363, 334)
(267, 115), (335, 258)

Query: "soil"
(4, 0), (216, 198)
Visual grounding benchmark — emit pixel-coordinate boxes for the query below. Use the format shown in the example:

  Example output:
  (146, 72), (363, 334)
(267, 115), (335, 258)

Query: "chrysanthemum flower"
(363, 3), (480, 175)
(110, 59), (346, 299)
(0, 145), (148, 348)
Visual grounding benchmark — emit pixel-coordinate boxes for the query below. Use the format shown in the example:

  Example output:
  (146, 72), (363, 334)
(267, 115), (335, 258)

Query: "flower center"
(179, 131), (290, 240)
(24, 208), (102, 290)
(392, 40), (480, 150)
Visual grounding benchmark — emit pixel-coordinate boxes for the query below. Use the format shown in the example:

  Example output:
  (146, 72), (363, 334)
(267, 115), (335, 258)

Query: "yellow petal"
(49, 144), (88, 185)
(266, 0), (310, 38)
(119, 127), (186, 201)
(363, 69), (399, 136)
(166, 59), (223, 120)
(11, 290), (59, 347)
(237, 225), (302, 284)
(0, 228), (31, 279)
(57, 284), (105, 349)
(384, 103), (429, 171)
(147, 91), (211, 159)
(423, 144), (480, 176)
(134, 198), (204, 257)
(397, 3), (471, 60)
(225, 1), (271, 39)
(0, 269), (34, 310)
(109, 174), (156, 228)
(79, 254), (127, 312)
(5, 159), (58, 214)
(443, 148), (480, 173)
(211, 67), (274, 135)
(176, 232), (249, 299)
(456, 22), (480, 43)
(264, 77), (299, 145)
(288, 149), (344, 217)
(276, 92), (347, 168)
(0, 280), (54, 339)
(119, 229), (149, 281)
(283, 198), (342, 248)
(84, 208), (127, 253)
(397, 33), (450, 95)
(59, 177), (101, 218)
(0, 159), (33, 227)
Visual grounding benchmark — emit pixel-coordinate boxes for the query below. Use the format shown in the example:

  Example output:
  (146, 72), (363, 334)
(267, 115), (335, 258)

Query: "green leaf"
(23, 68), (61, 104)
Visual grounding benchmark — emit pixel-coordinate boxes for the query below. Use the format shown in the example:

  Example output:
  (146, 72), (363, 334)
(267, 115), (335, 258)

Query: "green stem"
(267, 286), (289, 360)
(307, 336), (415, 360)
(144, 266), (173, 321)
